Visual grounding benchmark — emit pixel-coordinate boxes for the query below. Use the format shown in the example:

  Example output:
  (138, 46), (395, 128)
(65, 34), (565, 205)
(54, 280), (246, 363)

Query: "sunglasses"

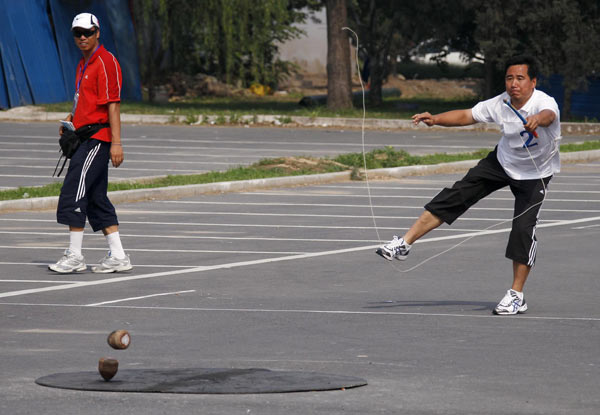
(72, 28), (97, 38)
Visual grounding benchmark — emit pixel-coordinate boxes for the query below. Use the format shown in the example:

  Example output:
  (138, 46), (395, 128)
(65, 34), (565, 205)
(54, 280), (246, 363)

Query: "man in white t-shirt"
(376, 55), (561, 315)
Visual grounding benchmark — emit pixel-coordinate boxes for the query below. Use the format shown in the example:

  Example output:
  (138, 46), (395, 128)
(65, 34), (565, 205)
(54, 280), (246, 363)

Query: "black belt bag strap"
(53, 122), (110, 177)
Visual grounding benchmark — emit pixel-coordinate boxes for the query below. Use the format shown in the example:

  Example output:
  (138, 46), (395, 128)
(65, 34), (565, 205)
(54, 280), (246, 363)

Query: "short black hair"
(504, 55), (539, 80)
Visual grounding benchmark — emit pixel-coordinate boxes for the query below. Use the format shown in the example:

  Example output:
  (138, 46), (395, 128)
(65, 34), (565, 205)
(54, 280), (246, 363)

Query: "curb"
(1, 108), (600, 134)
(2, 150), (599, 213)
(0, 171), (349, 213)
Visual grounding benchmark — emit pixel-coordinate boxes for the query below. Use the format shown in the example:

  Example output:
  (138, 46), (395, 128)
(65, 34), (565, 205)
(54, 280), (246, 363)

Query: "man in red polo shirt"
(49, 13), (132, 274)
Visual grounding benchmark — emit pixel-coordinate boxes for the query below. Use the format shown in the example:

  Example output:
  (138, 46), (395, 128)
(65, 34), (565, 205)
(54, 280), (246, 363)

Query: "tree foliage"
(345, 0), (462, 106)
(345, 0), (599, 115)
(430, 0), (600, 115)
(347, 0), (408, 106)
(131, 0), (320, 100)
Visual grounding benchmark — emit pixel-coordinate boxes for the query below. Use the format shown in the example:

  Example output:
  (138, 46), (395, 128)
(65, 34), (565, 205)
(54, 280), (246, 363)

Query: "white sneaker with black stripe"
(376, 236), (411, 261)
(493, 289), (528, 315)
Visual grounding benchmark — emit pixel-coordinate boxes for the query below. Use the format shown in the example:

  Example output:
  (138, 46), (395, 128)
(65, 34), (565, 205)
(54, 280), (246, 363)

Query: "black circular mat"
(36, 367), (367, 394)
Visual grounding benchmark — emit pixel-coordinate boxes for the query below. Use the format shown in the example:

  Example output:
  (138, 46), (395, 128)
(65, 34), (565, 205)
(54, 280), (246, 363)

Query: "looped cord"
(342, 27), (552, 273)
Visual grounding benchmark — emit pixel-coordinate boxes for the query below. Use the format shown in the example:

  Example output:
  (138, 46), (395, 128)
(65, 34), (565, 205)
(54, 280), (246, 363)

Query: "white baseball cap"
(71, 13), (100, 30)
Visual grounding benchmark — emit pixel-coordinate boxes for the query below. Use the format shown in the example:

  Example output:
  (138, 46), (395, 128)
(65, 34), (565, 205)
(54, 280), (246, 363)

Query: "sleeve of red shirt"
(96, 53), (122, 105)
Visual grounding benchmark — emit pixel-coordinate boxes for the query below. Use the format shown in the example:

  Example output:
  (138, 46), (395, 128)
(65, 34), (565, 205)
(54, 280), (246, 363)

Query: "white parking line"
(116, 208), (600, 217)
(0, 261), (218, 269)
(0, 215), (597, 300)
(153, 200), (596, 213)
(238, 191), (600, 203)
(0, 135), (486, 150)
(0, 141), (347, 155)
(1, 301), (598, 322)
(0, 164), (209, 173)
(0, 174), (59, 178)
(0, 230), (491, 242)
(86, 290), (195, 306)
(315, 184), (600, 194)
(0, 279), (83, 284)
(0, 156), (249, 163)
(0, 245), (306, 255)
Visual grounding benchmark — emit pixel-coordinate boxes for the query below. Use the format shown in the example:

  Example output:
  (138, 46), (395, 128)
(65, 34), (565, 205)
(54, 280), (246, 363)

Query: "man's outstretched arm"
(412, 109), (476, 127)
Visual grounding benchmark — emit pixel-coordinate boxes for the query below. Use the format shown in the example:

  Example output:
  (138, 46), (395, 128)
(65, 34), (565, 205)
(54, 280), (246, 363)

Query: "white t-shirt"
(471, 89), (561, 180)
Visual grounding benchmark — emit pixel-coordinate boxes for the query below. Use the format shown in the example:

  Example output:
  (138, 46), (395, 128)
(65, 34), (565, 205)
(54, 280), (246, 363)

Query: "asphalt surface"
(0, 121), (597, 189)
(0, 122), (599, 414)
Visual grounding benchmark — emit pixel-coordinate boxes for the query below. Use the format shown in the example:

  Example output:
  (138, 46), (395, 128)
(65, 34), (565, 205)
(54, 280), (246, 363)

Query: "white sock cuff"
(69, 231), (84, 256)
(106, 231), (126, 259)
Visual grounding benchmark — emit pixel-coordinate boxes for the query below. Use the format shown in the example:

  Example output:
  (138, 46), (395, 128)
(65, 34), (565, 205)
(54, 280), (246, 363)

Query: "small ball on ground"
(107, 329), (130, 350)
(98, 357), (118, 381)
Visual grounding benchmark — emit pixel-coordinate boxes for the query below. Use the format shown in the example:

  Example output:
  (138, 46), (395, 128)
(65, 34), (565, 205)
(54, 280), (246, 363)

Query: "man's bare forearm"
(107, 102), (121, 144)
(412, 109), (476, 127)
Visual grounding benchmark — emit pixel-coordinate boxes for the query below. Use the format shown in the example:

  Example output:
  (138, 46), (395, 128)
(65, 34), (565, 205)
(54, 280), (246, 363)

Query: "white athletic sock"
(68, 231), (84, 256)
(401, 237), (412, 249)
(106, 232), (126, 259)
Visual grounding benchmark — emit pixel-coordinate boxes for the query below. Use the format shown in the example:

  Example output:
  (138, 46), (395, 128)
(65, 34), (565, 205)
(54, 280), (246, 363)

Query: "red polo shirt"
(72, 45), (122, 142)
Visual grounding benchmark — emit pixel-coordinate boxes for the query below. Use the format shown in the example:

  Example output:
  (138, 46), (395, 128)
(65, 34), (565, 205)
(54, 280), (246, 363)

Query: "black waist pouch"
(53, 123), (110, 177)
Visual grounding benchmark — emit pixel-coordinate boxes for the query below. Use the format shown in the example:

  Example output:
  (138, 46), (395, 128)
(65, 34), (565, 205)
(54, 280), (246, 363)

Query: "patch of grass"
(333, 146), (490, 169)
(559, 140), (600, 152)
(185, 114), (199, 124)
(0, 182), (64, 201)
(1, 142), (597, 201)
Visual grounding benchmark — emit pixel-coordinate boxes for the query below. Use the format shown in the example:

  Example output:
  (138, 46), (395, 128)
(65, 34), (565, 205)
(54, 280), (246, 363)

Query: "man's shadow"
(365, 300), (495, 312)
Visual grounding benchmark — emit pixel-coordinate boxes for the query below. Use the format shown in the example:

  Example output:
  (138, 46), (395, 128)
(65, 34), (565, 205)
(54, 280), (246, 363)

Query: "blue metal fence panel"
(0, 49), (8, 109)
(104, 0), (142, 101)
(538, 75), (600, 120)
(571, 80), (600, 121)
(5, 0), (68, 104)
(0, 4), (34, 107)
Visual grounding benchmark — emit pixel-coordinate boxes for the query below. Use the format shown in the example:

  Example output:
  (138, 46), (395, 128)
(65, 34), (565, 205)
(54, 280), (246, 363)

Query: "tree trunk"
(325, 0), (352, 110)
(483, 59), (495, 99)
(368, 54), (384, 107)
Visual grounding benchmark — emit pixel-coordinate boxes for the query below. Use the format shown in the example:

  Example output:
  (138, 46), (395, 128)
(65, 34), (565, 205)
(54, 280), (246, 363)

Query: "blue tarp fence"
(0, 0), (141, 109)
(538, 75), (600, 121)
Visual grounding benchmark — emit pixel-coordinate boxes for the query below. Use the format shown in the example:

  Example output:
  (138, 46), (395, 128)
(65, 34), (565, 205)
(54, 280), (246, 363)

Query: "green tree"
(346, 0), (446, 107)
(347, 0), (404, 107)
(433, 0), (600, 116)
(131, 0), (170, 102)
(131, 0), (320, 100)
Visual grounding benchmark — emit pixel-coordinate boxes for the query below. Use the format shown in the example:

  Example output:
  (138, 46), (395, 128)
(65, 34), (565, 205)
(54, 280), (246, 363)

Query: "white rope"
(342, 27), (382, 242)
(341, 27), (552, 273)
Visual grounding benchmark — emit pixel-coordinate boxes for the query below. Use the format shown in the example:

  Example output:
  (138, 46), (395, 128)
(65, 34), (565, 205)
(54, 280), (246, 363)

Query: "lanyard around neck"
(76, 46), (100, 92)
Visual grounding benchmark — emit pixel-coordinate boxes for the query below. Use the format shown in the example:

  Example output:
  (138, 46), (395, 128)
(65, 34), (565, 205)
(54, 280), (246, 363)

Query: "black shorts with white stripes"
(425, 148), (551, 266)
(56, 139), (118, 232)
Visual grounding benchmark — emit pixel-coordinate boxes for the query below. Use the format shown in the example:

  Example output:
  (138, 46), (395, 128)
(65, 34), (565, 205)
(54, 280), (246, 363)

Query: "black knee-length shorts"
(56, 139), (118, 232)
(425, 148), (551, 266)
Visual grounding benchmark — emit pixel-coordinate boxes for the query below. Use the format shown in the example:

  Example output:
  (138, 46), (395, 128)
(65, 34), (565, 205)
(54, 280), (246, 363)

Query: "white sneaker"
(92, 252), (133, 273)
(48, 249), (86, 273)
(376, 236), (411, 261)
(493, 289), (528, 315)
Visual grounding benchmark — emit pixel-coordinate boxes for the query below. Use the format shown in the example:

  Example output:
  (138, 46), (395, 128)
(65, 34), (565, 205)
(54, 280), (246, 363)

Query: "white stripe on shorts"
(75, 143), (101, 202)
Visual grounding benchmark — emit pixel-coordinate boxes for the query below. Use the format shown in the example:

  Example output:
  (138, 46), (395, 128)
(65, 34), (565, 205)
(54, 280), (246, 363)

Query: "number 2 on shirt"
(520, 130), (538, 148)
